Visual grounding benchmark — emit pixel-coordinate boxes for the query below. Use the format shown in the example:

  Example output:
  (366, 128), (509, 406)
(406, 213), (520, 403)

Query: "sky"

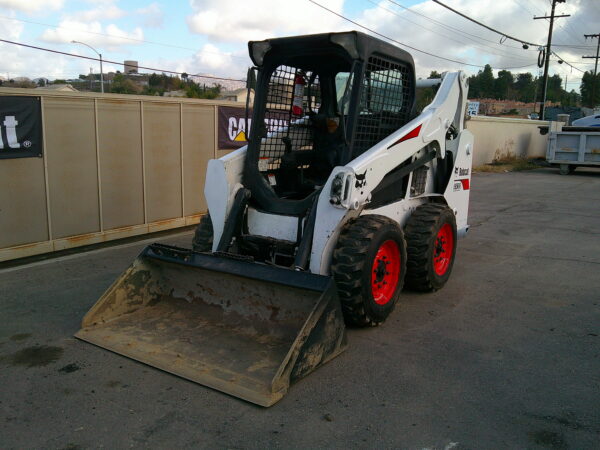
(0, 0), (599, 91)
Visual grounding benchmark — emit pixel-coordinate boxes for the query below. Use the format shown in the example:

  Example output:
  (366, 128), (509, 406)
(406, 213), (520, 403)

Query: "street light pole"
(72, 40), (104, 93)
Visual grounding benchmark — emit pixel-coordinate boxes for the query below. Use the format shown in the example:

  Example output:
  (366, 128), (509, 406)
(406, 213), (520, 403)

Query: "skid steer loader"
(76, 31), (473, 407)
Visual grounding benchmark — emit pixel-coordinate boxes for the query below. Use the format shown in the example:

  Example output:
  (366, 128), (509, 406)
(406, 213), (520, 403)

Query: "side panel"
(310, 167), (355, 275)
(45, 97), (100, 239)
(443, 130), (474, 236)
(143, 102), (182, 222)
(97, 99), (144, 230)
(183, 104), (215, 215)
(204, 146), (246, 250)
(0, 158), (48, 248)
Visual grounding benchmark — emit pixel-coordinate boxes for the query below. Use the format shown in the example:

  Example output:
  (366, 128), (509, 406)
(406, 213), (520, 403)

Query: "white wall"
(466, 116), (552, 166)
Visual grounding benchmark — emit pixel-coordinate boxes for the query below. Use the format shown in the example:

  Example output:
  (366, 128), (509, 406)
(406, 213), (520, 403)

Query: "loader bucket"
(76, 244), (347, 407)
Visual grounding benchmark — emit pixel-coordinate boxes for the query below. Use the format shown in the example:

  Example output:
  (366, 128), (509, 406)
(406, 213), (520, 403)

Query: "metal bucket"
(76, 244), (347, 407)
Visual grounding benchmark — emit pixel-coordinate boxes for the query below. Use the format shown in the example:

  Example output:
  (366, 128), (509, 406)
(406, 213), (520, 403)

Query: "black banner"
(217, 105), (290, 150)
(218, 105), (251, 150)
(0, 96), (43, 159)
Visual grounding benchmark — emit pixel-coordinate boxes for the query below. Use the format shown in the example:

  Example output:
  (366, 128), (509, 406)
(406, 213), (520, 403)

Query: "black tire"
(331, 215), (407, 327)
(404, 203), (457, 292)
(192, 214), (213, 252)
(559, 164), (575, 175)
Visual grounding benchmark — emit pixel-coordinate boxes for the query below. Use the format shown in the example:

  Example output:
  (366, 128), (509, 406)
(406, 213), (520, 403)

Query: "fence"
(0, 88), (241, 262)
(0, 87), (551, 262)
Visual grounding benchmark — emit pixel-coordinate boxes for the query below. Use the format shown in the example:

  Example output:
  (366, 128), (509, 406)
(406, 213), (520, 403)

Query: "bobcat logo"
(454, 166), (469, 176)
(355, 171), (367, 188)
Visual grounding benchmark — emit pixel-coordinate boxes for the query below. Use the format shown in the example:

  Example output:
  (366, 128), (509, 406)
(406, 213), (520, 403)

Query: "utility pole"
(583, 33), (600, 108)
(534, 0), (569, 120)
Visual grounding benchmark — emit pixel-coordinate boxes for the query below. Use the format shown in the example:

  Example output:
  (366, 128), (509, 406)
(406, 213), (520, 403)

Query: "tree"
(184, 82), (222, 99)
(467, 74), (480, 98)
(515, 73), (535, 103)
(428, 70), (442, 79)
(478, 64), (495, 98)
(580, 70), (600, 107)
(110, 73), (142, 94)
(561, 89), (581, 107)
(494, 70), (514, 100)
(545, 74), (564, 102)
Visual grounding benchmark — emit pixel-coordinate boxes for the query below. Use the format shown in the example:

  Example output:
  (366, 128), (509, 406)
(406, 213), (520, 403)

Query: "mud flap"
(76, 244), (347, 407)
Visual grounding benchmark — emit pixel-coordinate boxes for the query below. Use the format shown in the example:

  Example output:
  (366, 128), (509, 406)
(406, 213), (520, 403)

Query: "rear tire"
(192, 214), (213, 252)
(331, 215), (407, 327)
(559, 164), (575, 175)
(404, 203), (457, 292)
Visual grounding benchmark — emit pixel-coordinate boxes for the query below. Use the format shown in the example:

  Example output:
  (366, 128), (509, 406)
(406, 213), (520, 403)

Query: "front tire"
(404, 203), (457, 292)
(192, 214), (213, 252)
(331, 215), (407, 327)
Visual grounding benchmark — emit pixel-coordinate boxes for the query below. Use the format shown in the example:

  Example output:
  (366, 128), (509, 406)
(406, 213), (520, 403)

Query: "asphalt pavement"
(0, 167), (599, 449)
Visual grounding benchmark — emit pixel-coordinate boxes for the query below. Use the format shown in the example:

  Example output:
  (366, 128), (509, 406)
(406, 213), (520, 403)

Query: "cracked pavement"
(1, 168), (599, 449)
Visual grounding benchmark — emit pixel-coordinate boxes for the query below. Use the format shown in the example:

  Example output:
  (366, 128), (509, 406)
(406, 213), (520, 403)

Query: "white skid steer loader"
(76, 31), (473, 407)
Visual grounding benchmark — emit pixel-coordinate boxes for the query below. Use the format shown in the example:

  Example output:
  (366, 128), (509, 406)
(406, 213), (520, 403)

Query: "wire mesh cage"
(259, 65), (321, 172)
(353, 55), (413, 158)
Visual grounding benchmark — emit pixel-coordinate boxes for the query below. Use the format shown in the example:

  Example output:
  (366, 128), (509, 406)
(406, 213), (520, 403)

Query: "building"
(470, 98), (560, 118)
(124, 60), (139, 74)
(163, 90), (187, 98)
(218, 88), (254, 104)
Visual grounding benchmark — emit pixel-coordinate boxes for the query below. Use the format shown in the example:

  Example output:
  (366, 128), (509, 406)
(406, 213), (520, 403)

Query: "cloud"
(189, 43), (249, 77)
(0, 0), (64, 13)
(69, 5), (126, 22)
(39, 19), (144, 50)
(186, 0), (345, 43)
(136, 2), (164, 28)
(0, 12), (75, 80)
(354, 0), (599, 79)
(182, 0), (598, 82)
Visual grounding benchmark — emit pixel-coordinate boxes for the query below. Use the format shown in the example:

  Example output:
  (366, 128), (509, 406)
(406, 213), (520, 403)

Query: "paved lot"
(1, 168), (599, 449)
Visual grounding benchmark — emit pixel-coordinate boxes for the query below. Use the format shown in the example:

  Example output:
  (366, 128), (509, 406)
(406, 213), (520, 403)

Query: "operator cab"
(244, 31), (416, 216)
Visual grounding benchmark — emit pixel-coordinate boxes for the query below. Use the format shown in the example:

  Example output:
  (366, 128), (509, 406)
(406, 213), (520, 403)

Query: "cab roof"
(249, 31), (415, 71)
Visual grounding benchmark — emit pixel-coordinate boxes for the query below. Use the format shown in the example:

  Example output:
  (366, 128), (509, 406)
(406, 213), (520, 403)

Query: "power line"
(525, 0), (588, 47)
(308, 0), (537, 70)
(0, 39), (245, 82)
(431, 0), (541, 47)
(366, 0), (534, 62)
(385, 0), (534, 51)
(551, 51), (585, 73)
(395, 0), (592, 51)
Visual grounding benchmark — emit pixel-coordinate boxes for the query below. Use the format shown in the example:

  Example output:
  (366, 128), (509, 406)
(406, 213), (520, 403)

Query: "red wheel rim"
(433, 223), (454, 276)
(371, 240), (401, 305)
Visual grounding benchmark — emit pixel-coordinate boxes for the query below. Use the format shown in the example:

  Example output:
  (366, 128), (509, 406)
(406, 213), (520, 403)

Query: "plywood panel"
(0, 158), (48, 248)
(182, 104), (214, 215)
(97, 100), (144, 229)
(143, 102), (182, 222)
(45, 97), (100, 239)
